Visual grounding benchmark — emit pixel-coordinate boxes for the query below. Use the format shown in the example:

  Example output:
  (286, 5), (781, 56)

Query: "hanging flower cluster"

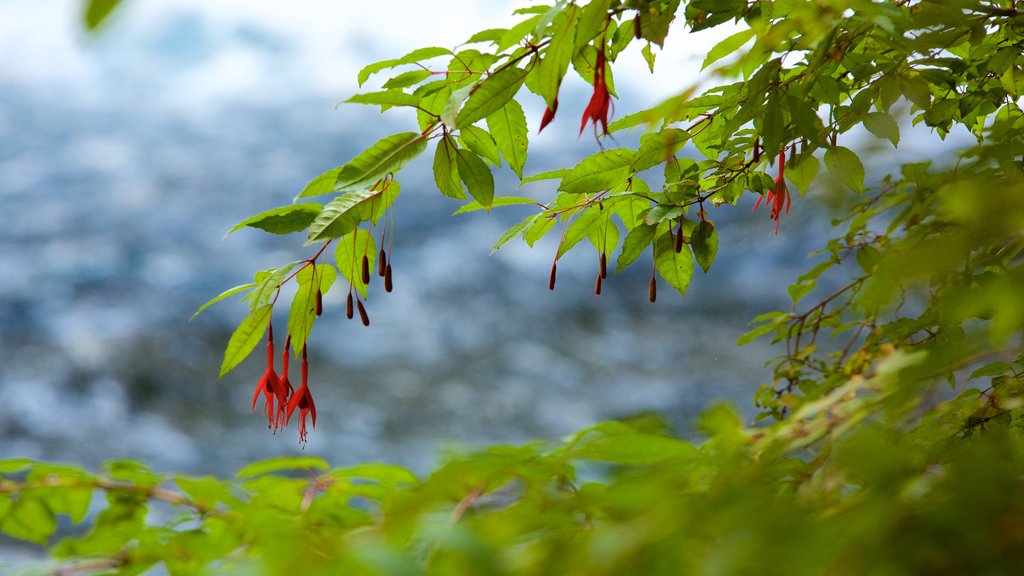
(579, 43), (612, 137)
(753, 149), (791, 234)
(251, 325), (316, 445)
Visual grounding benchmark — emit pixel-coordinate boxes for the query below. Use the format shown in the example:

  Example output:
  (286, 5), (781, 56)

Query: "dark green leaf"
(824, 146), (865, 193)
(334, 132), (427, 193)
(456, 149), (495, 209)
(654, 230), (694, 297)
(617, 223), (657, 272)
(433, 135), (465, 199)
(227, 203), (323, 236)
(690, 220), (718, 273)
(863, 112), (900, 147)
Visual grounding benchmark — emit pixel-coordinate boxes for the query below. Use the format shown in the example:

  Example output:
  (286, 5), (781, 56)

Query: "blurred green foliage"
(8, 0), (1024, 572)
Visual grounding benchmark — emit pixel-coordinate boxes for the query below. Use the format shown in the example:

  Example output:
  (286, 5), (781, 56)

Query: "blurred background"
(0, 0), (841, 480)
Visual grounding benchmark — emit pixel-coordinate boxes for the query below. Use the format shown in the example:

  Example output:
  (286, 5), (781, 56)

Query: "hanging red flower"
(753, 149), (791, 234)
(579, 44), (611, 137)
(286, 344), (317, 445)
(251, 324), (284, 430)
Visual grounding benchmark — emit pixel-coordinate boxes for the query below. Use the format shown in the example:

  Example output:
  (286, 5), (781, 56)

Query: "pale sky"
(0, 1), (734, 110)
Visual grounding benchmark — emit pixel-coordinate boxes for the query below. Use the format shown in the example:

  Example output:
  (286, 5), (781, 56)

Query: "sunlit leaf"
(358, 47), (452, 86)
(559, 149), (635, 194)
(227, 203), (323, 236)
(487, 99), (529, 178)
(334, 132), (427, 193)
(288, 264), (337, 356)
(220, 304), (273, 377)
(191, 283), (256, 320)
(458, 65), (530, 127)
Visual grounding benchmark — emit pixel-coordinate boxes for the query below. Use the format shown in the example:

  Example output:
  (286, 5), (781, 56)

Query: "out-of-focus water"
(0, 1), (836, 481)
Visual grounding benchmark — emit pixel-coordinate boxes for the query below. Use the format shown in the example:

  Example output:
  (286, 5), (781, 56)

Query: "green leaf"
(433, 135), (465, 199)
(491, 215), (533, 253)
(237, 456), (331, 479)
(521, 168), (570, 186)
(220, 304), (273, 377)
(632, 129), (689, 172)
(245, 263), (299, 312)
(191, 283), (256, 320)
(536, 6), (579, 108)
(227, 203), (323, 236)
(307, 185), (399, 244)
(559, 149), (635, 194)
(788, 280), (816, 304)
(617, 223), (657, 272)
(453, 196), (540, 215)
(824, 146), (865, 193)
(459, 125), (502, 166)
(863, 112), (900, 147)
(634, 0), (681, 46)
(558, 206), (604, 258)
(486, 99), (529, 179)
(968, 362), (1013, 380)
(456, 149), (495, 209)
(382, 69), (432, 90)
(654, 230), (694, 297)
(900, 75), (932, 109)
(345, 90), (420, 109)
(288, 263), (338, 356)
(524, 213), (558, 246)
(2, 495), (57, 544)
(297, 167), (342, 199)
(575, 0), (611, 51)
(738, 320), (776, 346)
(690, 220), (718, 273)
(358, 47), (452, 86)
(641, 42), (657, 73)
(702, 28), (755, 70)
(334, 132), (427, 193)
(498, 15), (542, 52)
(457, 65), (530, 127)
(83, 0), (122, 30)
(335, 230), (378, 300)
(786, 155), (819, 195)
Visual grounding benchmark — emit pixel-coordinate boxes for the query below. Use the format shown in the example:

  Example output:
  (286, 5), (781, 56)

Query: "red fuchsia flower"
(753, 149), (791, 235)
(286, 344), (317, 445)
(539, 96), (558, 133)
(275, 335), (295, 430)
(251, 324), (284, 430)
(579, 44), (612, 137)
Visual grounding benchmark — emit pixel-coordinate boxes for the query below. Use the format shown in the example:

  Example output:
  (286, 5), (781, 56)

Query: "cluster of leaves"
(4, 358), (1024, 574)
(10, 0), (1024, 572)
